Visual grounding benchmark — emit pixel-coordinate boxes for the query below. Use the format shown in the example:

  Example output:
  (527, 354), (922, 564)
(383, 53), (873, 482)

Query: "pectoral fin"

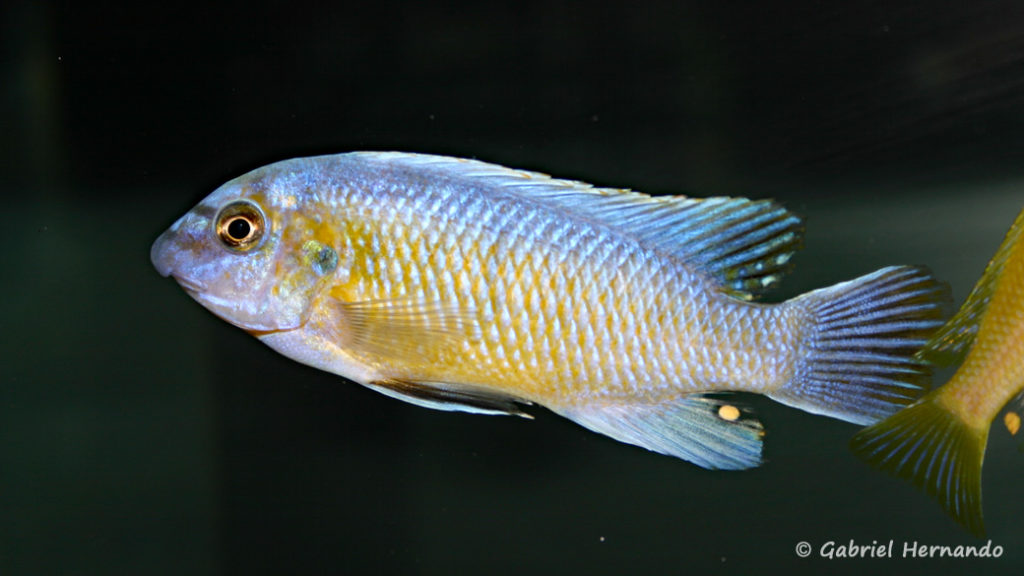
(556, 394), (765, 470)
(329, 293), (482, 364)
(367, 377), (532, 417)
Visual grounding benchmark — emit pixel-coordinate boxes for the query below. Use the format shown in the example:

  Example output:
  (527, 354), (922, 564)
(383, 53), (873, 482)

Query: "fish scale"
(347, 176), (785, 399)
(152, 151), (948, 470)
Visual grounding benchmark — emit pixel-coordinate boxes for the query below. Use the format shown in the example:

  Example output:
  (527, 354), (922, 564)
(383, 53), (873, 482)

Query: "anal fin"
(1005, 390), (1024, 446)
(556, 394), (765, 470)
(367, 377), (532, 418)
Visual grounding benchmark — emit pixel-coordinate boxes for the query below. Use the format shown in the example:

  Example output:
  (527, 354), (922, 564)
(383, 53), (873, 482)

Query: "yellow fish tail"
(850, 395), (987, 537)
(770, 266), (949, 424)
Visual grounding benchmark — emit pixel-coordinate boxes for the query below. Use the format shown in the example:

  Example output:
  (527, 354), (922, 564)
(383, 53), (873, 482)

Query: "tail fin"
(768, 266), (949, 425)
(850, 395), (988, 536)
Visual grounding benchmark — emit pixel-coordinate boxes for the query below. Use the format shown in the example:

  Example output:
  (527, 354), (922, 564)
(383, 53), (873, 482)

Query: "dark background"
(3, 1), (1024, 574)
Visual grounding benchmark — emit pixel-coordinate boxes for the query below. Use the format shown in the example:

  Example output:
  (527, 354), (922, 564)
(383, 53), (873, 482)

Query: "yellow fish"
(851, 207), (1024, 536)
(151, 152), (948, 469)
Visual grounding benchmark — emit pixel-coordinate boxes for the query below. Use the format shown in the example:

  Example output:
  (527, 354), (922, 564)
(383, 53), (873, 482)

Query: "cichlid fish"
(851, 207), (1024, 537)
(151, 152), (948, 469)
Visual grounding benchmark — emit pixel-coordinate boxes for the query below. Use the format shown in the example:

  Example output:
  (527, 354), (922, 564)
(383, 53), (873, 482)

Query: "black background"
(4, 1), (1024, 574)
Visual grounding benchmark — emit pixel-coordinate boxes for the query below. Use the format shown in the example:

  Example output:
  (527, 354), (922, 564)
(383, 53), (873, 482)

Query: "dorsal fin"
(918, 208), (1024, 366)
(353, 152), (804, 300)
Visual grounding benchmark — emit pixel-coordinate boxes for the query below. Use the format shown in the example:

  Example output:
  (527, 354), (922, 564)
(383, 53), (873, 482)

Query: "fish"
(151, 152), (949, 470)
(851, 207), (1024, 537)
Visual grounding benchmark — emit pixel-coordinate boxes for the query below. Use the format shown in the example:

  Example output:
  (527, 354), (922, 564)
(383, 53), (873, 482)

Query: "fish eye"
(215, 201), (266, 251)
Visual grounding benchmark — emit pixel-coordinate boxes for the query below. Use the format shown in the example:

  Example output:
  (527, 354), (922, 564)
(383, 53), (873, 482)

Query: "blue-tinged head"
(151, 158), (342, 333)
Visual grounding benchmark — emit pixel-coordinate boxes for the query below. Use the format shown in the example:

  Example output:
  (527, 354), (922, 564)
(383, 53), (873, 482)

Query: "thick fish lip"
(150, 230), (208, 293)
(150, 231), (176, 278)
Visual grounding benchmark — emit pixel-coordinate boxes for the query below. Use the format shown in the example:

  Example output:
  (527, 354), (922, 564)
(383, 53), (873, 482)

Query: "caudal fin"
(850, 395), (987, 536)
(769, 266), (949, 425)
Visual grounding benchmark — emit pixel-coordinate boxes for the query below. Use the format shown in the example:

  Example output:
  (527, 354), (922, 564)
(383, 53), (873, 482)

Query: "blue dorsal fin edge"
(353, 152), (804, 300)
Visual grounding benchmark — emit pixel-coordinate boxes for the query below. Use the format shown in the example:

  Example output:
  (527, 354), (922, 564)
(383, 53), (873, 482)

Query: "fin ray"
(850, 397), (987, 536)
(557, 394), (765, 470)
(367, 377), (532, 417)
(332, 295), (481, 364)
(770, 266), (950, 425)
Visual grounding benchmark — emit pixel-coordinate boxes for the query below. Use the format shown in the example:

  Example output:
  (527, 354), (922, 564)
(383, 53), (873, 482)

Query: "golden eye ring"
(215, 201), (267, 251)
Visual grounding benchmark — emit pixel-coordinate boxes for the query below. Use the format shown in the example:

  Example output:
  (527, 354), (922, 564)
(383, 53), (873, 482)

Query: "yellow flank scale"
(852, 207), (1024, 537)
(152, 152), (949, 470)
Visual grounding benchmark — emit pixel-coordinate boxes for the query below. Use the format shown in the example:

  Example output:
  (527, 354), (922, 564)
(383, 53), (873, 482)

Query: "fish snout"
(150, 230), (176, 278)
(150, 220), (210, 294)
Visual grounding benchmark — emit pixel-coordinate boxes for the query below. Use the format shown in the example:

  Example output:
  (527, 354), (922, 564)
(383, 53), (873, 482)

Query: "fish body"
(852, 207), (1024, 536)
(152, 152), (947, 469)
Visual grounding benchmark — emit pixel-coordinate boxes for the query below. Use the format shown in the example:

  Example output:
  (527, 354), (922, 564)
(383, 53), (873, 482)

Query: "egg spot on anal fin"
(1005, 411), (1021, 435)
(555, 393), (764, 470)
(1004, 391), (1024, 439)
(718, 404), (741, 421)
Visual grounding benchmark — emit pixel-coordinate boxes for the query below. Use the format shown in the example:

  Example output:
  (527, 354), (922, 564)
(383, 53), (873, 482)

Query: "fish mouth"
(170, 274), (207, 295)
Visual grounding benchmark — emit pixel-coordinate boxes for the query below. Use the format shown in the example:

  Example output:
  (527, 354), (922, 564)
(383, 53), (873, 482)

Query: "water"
(3, 2), (1023, 575)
